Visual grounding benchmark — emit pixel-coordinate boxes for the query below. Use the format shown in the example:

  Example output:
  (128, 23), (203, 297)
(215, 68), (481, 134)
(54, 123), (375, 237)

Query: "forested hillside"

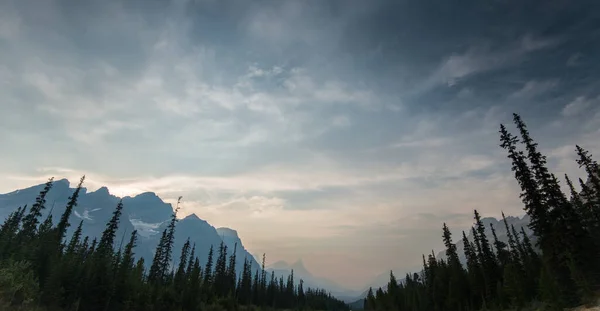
(363, 114), (600, 311)
(0, 182), (349, 310)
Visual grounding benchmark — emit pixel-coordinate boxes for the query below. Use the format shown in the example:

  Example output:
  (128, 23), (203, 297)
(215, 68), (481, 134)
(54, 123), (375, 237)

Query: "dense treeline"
(365, 114), (600, 311)
(0, 180), (348, 311)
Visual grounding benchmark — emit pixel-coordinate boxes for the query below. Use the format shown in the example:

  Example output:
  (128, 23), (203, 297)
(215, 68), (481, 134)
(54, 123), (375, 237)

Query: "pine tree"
(462, 230), (482, 310)
(97, 200), (124, 255)
(502, 213), (521, 263)
(204, 245), (215, 288)
(114, 230), (138, 308)
(473, 210), (499, 304)
(499, 124), (550, 243)
(186, 243), (196, 277)
(252, 269), (260, 305)
(66, 220), (84, 255)
(238, 257), (252, 305)
(513, 114), (588, 306)
(260, 253), (267, 306)
(174, 238), (191, 291)
(0, 206), (26, 257)
(57, 176), (85, 242)
(20, 177), (54, 240)
(442, 223), (459, 265)
(160, 197), (181, 281)
(267, 270), (276, 307)
(148, 229), (168, 284)
(575, 145), (600, 198)
(490, 223), (510, 267)
(213, 241), (229, 297)
(298, 279), (306, 308)
(226, 243), (238, 297)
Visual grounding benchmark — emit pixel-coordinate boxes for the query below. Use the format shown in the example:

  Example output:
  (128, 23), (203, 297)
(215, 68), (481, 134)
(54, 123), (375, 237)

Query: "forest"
(0, 113), (599, 311)
(0, 182), (349, 310)
(364, 114), (600, 311)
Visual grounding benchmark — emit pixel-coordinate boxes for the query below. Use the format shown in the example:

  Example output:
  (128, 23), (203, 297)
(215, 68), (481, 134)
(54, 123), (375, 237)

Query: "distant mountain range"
(0, 180), (258, 279)
(0, 178), (536, 304)
(265, 259), (361, 301)
(0, 178), (362, 298)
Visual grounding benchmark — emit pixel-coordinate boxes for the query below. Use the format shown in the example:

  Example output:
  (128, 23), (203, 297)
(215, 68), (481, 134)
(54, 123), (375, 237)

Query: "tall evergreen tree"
(174, 238), (191, 291)
(148, 229), (168, 284)
(499, 124), (550, 243)
(490, 223), (510, 267)
(160, 196), (181, 281)
(57, 176), (85, 242)
(227, 242), (238, 297)
(20, 177), (54, 240)
(96, 200), (123, 255)
(204, 245), (215, 287)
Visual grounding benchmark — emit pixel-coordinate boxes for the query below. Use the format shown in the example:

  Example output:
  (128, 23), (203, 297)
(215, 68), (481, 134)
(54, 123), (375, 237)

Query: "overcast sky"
(1, 0), (600, 290)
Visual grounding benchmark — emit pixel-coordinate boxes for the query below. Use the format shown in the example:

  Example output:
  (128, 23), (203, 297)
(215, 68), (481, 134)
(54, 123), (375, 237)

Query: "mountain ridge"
(0, 178), (356, 298)
(0, 179), (261, 279)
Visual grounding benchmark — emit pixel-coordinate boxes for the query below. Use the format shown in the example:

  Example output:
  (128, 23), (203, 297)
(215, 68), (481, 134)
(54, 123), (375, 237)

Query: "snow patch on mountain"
(129, 218), (164, 238)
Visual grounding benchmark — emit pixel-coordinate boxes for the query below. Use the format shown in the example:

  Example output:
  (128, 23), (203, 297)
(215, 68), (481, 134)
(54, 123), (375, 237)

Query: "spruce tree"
(213, 241), (228, 296)
(499, 124), (550, 243)
(149, 229), (168, 284)
(575, 145), (600, 197)
(20, 177), (54, 240)
(490, 223), (510, 267)
(174, 238), (191, 291)
(227, 243), (238, 297)
(473, 210), (499, 304)
(204, 245), (215, 287)
(57, 176), (85, 242)
(186, 243), (196, 277)
(161, 197), (181, 281)
(462, 231), (482, 310)
(66, 220), (84, 255)
(97, 200), (124, 255)
(502, 212), (521, 263)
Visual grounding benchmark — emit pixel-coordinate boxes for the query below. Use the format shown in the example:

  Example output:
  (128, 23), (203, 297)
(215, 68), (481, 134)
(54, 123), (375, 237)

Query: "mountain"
(122, 191), (173, 223)
(348, 298), (365, 310)
(265, 259), (361, 302)
(0, 179), (260, 279)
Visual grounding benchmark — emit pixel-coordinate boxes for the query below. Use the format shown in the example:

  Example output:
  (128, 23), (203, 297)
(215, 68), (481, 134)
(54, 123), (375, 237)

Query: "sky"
(1, 0), (600, 290)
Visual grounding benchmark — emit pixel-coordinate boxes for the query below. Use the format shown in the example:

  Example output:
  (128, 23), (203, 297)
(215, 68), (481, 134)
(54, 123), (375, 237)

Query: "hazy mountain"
(0, 179), (260, 279)
(348, 298), (365, 310)
(265, 259), (361, 302)
(0, 179), (354, 297)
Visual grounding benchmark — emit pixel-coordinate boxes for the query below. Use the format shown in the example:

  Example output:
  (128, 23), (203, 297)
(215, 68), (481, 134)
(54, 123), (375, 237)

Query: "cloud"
(418, 35), (560, 94)
(566, 53), (582, 67)
(1, 0), (600, 290)
(509, 79), (559, 99)
(0, 5), (21, 39)
(562, 96), (596, 117)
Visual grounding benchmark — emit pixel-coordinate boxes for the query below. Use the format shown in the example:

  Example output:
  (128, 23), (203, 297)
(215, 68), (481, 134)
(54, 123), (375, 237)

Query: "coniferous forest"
(1, 113), (600, 311)
(0, 183), (349, 310)
(364, 114), (600, 311)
